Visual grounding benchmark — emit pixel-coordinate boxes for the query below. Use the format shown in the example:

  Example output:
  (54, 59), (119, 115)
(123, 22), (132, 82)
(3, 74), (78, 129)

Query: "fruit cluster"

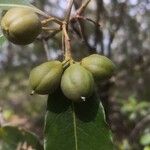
(29, 54), (116, 102)
(0, 8), (116, 102)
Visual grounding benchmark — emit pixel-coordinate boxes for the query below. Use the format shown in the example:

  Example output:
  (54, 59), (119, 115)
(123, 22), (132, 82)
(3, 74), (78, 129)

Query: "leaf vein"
(72, 102), (78, 150)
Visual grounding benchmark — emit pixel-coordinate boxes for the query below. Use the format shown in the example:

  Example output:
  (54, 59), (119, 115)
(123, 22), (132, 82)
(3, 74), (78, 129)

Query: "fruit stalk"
(62, 22), (72, 60)
(62, 0), (74, 61)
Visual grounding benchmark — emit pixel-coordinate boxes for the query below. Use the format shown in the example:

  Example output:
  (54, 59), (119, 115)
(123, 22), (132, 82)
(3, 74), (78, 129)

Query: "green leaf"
(144, 146), (150, 150)
(0, 125), (43, 150)
(0, 0), (48, 17)
(44, 89), (114, 150)
(0, 34), (6, 46)
(140, 133), (150, 146)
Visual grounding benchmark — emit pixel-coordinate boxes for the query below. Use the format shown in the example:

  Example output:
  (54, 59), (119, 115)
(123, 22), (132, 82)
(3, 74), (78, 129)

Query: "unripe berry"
(29, 61), (63, 95)
(61, 64), (94, 102)
(1, 7), (42, 45)
(81, 54), (116, 80)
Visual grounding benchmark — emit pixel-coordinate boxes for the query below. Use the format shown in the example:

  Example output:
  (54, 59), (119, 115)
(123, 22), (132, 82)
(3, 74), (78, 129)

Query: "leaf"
(144, 146), (150, 150)
(0, 125), (43, 150)
(44, 89), (114, 150)
(140, 133), (150, 146)
(0, 0), (48, 17)
(0, 34), (6, 46)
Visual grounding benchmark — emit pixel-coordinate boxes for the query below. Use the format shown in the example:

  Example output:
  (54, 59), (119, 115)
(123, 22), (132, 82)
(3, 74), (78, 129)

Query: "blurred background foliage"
(0, 0), (150, 149)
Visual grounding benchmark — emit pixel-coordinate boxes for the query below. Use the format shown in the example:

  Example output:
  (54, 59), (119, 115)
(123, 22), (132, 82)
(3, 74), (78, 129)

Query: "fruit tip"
(81, 96), (86, 102)
(30, 90), (35, 95)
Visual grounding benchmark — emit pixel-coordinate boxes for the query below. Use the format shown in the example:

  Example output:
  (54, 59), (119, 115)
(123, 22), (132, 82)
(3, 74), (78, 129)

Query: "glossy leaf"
(44, 89), (114, 150)
(0, 125), (43, 150)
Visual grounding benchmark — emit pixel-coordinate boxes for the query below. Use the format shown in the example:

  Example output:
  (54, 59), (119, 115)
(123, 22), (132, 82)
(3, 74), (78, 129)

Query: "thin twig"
(62, 22), (72, 60)
(42, 17), (62, 25)
(76, 0), (91, 15)
(70, 0), (95, 53)
(37, 29), (61, 41)
(44, 29), (61, 41)
(42, 39), (51, 60)
(129, 114), (150, 143)
(65, 0), (74, 22)
(94, 0), (104, 54)
(62, 33), (65, 58)
(76, 19), (96, 53)
(62, 0), (74, 60)
(76, 16), (101, 27)
(42, 27), (61, 31)
(41, 17), (53, 24)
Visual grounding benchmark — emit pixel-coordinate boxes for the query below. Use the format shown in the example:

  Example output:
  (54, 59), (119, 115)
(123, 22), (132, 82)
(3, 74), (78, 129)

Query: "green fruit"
(1, 7), (42, 45)
(29, 61), (63, 95)
(81, 54), (116, 80)
(61, 64), (94, 102)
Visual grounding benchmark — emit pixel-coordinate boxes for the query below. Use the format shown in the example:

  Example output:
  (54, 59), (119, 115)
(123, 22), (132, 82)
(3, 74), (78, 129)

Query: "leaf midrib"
(72, 102), (78, 150)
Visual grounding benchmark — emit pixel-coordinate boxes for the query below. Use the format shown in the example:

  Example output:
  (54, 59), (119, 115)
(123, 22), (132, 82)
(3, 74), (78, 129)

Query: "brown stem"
(76, 16), (101, 27)
(42, 17), (62, 25)
(62, 33), (65, 58)
(62, 0), (74, 60)
(69, 0), (95, 53)
(76, 19), (96, 54)
(94, 0), (104, 54)
(62, 22), (72, 60)
(65, 0), (74, 22)
(42, 27), (61, 31)
(76, 0), (91, 15)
